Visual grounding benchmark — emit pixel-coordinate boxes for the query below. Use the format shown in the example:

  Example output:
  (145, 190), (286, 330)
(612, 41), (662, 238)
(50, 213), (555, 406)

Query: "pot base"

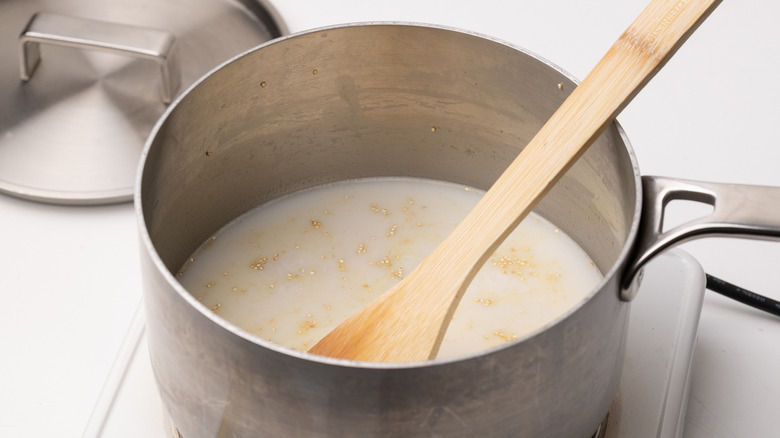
(160, 409), (611, 438)
(161, 409), (609, 438)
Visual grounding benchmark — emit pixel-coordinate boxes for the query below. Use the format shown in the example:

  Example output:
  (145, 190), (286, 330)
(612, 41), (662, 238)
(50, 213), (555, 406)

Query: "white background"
(2, 0), (779, 437)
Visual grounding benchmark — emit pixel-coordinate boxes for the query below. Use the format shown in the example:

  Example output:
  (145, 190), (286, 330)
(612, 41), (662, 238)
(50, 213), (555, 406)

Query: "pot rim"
(134, 21), (644, 370)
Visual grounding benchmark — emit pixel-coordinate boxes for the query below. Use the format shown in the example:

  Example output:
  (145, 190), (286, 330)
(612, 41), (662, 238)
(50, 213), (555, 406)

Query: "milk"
(178, 177), (602, 359)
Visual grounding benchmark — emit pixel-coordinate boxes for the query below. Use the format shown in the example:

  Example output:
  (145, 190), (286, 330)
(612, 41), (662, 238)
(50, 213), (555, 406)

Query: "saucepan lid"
(0, 0), (287, 205)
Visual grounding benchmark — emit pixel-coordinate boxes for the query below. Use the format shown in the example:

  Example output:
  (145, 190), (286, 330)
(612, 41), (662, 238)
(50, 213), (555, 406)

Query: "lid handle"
(18, 12), (180, 104)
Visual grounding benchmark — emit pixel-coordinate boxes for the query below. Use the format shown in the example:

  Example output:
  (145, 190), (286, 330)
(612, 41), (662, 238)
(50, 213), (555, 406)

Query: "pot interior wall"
(140, 24), (639, 286)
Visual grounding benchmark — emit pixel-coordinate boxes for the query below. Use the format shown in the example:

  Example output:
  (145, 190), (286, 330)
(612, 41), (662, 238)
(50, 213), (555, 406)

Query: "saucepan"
(136, 23), (780, 437)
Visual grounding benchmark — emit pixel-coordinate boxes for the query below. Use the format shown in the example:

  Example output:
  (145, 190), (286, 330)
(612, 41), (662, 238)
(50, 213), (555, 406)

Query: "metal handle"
(18, 12), (180, 104)
(621, 176), (780, 300)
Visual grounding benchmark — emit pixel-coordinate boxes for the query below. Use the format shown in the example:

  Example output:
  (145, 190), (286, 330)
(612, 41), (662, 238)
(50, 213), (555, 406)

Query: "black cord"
(705, 274), (780, 318)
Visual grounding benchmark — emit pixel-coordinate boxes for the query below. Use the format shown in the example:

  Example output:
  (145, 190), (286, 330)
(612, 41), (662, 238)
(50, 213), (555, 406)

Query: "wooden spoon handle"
(309, 0), (722, 362)
(425, 0), (723, 354)
(447, 0), (723, 279)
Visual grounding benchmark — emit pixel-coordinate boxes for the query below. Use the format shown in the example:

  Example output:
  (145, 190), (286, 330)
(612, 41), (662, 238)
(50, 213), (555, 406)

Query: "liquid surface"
(178, 178), (602, 359)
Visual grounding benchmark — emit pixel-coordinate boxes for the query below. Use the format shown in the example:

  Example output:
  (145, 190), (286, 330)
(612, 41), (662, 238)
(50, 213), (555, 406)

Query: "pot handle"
(620, 175), (780, 301)
(18, 12), (180, 104)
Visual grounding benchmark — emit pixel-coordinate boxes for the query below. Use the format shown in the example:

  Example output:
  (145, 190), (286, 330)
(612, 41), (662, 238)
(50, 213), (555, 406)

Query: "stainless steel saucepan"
(136, 23), (780, 437)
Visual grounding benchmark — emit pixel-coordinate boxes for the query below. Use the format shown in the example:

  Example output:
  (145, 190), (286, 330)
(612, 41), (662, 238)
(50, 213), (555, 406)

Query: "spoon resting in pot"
(308, 0), (722, 362)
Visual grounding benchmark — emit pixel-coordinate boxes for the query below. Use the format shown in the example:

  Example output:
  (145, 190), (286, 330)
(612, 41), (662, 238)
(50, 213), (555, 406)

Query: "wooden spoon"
(309, 0), (722, 362)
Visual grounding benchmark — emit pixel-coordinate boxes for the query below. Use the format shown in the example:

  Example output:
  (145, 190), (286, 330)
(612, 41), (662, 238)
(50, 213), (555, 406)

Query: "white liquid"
(178, 178), (602, 359)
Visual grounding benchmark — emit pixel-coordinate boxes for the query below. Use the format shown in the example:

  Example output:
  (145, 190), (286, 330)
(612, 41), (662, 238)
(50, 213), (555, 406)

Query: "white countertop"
(2, 1), (779, 437)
